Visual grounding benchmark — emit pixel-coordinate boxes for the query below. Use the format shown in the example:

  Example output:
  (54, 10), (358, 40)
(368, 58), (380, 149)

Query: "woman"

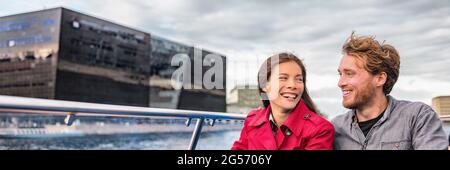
(231, 52), (334, 150)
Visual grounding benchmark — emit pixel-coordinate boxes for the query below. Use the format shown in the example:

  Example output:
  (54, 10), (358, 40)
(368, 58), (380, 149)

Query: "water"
(0, 130), (241, 150)
(0, 112), (244, 150)
(1, 123), (448, 150)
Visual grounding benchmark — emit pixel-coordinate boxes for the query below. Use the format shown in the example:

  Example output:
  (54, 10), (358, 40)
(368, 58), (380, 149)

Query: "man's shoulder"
(331, 110), (353, 126)
(330, 111), (353, 137)
(391, 97), (435, 116)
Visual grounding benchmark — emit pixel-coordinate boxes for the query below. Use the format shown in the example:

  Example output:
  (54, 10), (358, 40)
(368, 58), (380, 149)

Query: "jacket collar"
(248, 100), (312, 137)
(350, 95), (396, 125)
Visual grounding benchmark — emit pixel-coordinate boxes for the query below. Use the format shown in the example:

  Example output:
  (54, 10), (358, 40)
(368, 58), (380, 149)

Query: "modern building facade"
(0, 7), (226, 112)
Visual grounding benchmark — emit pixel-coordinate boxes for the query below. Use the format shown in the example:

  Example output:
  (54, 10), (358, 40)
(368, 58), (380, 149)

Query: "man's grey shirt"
(332, 95), (449, 150)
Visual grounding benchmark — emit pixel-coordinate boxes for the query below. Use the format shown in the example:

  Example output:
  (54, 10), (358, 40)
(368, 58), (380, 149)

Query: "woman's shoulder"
(304, 111), (334, 129)
(247, 107), (265, 117)
(242, 107), (268, 125)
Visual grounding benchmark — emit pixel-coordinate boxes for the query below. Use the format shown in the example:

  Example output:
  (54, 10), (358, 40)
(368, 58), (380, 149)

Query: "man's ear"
(376, 72), (387, 87)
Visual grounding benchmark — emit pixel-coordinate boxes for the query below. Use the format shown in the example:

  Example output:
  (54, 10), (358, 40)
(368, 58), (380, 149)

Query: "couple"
(231, 32), (449, 150)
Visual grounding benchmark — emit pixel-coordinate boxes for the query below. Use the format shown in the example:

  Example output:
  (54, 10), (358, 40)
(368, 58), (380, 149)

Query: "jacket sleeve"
(304, 121), (335, 150)
(412, 105), (449, 150)
(231, 123), (248, 150)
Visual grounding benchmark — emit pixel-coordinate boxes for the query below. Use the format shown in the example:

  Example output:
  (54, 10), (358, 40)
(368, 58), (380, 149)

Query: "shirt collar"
(249, 100), (312, 137)
(350, 95), (395, 124)
(269, 111), (278, 135)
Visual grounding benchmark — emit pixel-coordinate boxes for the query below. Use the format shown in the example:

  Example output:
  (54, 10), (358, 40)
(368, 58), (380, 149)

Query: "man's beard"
(343, 83), (375, 109)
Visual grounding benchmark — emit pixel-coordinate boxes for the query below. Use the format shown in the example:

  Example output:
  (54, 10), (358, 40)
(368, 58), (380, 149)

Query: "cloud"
(1, 0), (449, 114)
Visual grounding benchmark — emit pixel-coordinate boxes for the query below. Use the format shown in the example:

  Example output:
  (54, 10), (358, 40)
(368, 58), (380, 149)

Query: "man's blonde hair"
(342, 32), (400, 94)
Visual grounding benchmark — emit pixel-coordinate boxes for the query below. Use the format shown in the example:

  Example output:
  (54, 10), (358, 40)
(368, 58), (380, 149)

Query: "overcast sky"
(1, 0), (449, 118)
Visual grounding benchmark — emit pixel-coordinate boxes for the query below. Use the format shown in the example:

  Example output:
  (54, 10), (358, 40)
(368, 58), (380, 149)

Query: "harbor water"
(0, 113), (448, 150)
(0, 129), (242, 150)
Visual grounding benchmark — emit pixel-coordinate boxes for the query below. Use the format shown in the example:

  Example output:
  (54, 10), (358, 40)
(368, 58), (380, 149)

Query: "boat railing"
(0, 95), (246, 150)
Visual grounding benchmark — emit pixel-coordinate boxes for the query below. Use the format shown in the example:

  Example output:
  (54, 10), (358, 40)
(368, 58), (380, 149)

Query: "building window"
(72, 21), (80, 29)
(8, 40), (15, 47)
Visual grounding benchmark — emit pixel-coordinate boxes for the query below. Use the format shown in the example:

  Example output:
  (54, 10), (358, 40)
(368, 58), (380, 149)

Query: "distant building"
(432, 96), (450, 116)
(0, 7), (226, 112)
(227, 85), (262, 114)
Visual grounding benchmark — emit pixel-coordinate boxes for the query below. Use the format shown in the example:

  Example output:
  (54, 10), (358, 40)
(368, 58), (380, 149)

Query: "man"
(332, 32), (449, 150)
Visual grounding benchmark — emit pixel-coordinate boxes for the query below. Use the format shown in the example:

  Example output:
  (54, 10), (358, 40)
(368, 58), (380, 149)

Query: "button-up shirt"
(332, 95), (449, 150)
(269, 111), (293, 136)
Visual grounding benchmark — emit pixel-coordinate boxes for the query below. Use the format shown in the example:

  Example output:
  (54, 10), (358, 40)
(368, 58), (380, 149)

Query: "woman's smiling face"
(263, 61), (304, 113)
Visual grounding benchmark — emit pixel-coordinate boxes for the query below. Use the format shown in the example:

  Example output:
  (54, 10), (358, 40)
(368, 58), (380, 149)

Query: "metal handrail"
(0, 95), (246, 150)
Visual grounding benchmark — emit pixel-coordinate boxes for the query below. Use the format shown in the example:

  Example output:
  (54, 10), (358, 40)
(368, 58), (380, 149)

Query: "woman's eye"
(279, 77), (287, 80)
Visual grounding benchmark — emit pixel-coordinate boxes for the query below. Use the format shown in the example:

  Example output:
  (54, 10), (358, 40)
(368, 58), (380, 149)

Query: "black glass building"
(0, 7), (226, 112)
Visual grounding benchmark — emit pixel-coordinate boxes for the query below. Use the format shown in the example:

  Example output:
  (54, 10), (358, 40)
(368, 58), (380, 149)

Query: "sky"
(1, 0), (449, 118)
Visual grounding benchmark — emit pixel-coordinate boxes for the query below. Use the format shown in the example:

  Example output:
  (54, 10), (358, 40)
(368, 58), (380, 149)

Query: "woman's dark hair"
(257, 52), (319, 113)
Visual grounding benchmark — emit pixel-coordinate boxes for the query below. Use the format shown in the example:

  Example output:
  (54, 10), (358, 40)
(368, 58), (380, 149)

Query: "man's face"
(337, 54), (377, 109)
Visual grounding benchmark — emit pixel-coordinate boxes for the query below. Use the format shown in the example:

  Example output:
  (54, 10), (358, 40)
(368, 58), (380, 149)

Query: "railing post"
(185, 118), (192, 127)
(64, 112), (76, 126)
(188, 117), (204, 150)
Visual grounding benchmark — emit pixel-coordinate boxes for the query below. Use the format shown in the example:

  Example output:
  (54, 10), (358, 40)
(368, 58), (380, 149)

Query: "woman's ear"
(262, 84), (269, 93)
